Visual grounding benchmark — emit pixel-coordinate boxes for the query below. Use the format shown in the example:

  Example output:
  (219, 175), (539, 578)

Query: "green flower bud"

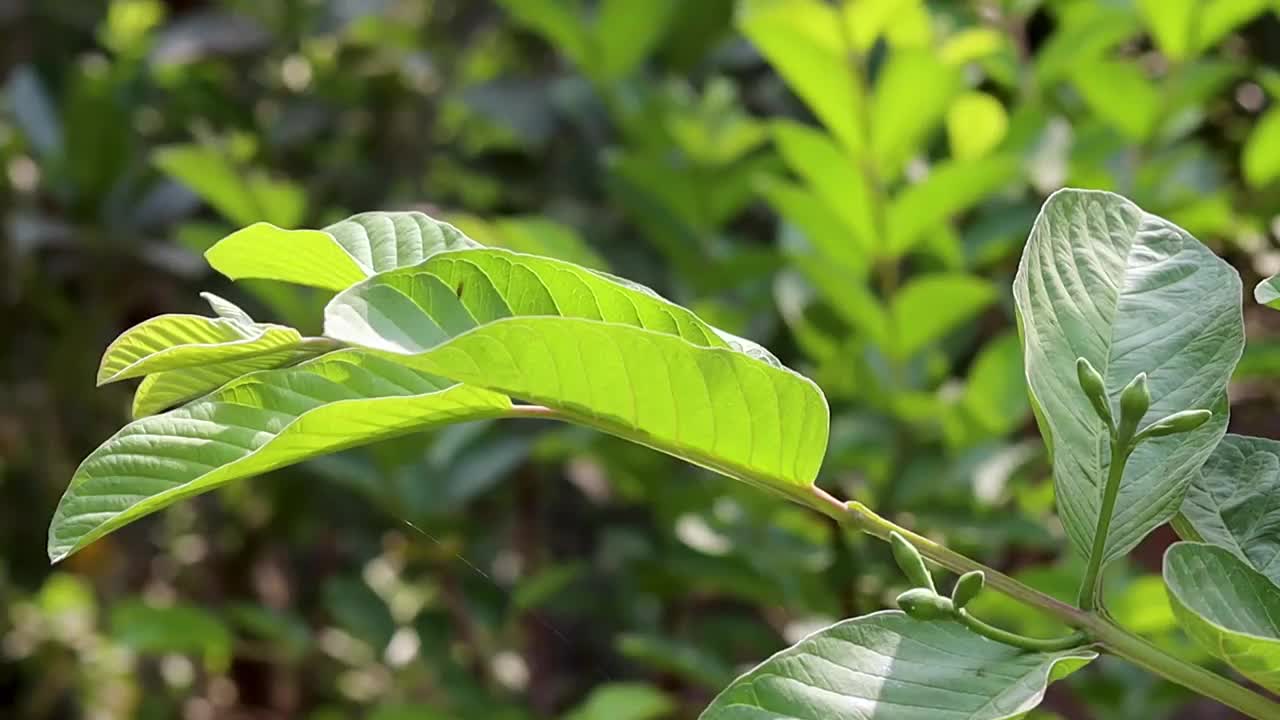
(1139, 409), (1212, 440)
(890, 532), (934, 591)
(951, 571), (985, 609)
(896, 588), (954, 621)
(1119, 372), (1150, 429)
(1076, 357), (1112, 426)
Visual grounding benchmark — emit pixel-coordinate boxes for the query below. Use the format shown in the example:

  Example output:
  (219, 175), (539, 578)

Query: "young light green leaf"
(1013, 189), (1243, 569)
(1164, 542), (1280, 693)
(205, 211), (481, 292)
(48, 351), (510, 562)
(1070, 60), (1161, 141)
(871, 49), (960, 180)
(886, 154), (1021, 255)
(1243, 108), (1280, 188)
(946, 91), (1008, 161)
(97, 312), (303, 385)
(1138, 0), (1269, 62)
(699, 611), (1094, 720)
(1179, 434), (1280, 585)
(737, 0), (863, 155)
(889, 273), (996, 359)
(593, 0), (678, 82)
(770, 121), (876, 255)
(153, 143), (305, 228)
(324, 252), (829, 497)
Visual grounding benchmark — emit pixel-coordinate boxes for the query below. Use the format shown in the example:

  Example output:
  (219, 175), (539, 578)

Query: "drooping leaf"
(325, 250), (829, 498)
(1013, 189), (1243, 568)
(1178, 434), (1280, 584)
(699, 611), (1094, 720)
(48, 351), (510, 562)
(205, 211), (481, 291)
(1164, 542), (1280, 693)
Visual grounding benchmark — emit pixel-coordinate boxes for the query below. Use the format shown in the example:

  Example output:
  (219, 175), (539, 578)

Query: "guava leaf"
(1164, 542), (1280, 693)
(325, 250), (829, 497)
(48, 351), (509, 562)
(1013, 189), (1243, 569)
(699, 611), (1095, 720)
(205, 211), (480, 291)
(1178, 434), (1280, 585)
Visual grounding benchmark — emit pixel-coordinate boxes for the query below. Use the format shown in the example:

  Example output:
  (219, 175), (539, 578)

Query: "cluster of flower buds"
(890, 532), (985, 622)
(1075, 358), (1210, 446)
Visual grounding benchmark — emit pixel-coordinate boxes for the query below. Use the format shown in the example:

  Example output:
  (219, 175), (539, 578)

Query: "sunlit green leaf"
(889, 273), (996, 359)
(737, 0), (863, 155)
(1243, 108), (1280, 188)
(206, 211), (481, 291)
(1013, 189), (1243, 568)
(699, 611), (1094, 719)
(1138, 0), (1269, 62)
(325, 249), (829, 498)
(1071, 60), (1161, 141)
(153, 143), (305, 228)
(871, 49), (960, 179)
(947, 92), (1009, 161)
(771, 120), (876, 255)
(887, 155), (1021, 255)
(97, 298), (303, 385)
(1164, 542), (1280, 693)
(48, 351), (510, 562)
(564, 683), (674, 720)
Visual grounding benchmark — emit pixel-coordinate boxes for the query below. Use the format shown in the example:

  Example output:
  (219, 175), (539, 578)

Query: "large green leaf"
(324, 250), (829, 497)
(48, 351), (509, 562)
(1164, 542), (1280, 693)
(1178, 434), (1280, 584)
(1013, 189), (1243, 568)
(699, 611), (1094, 720)
(205, 211), (480, 291)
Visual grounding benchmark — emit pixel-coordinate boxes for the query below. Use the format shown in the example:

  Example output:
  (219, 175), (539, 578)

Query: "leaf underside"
(49, 350), (509, 562)
(324, 248), (829, 494)
(1013, 189), (1243, 568)
(1178, 434), (1280, 584)
(1164, 542), (1280, 693)
(699, 611), (1094, 720)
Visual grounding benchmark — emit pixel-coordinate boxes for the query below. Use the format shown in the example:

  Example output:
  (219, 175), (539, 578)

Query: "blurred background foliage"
(4, 0), (1280, 718)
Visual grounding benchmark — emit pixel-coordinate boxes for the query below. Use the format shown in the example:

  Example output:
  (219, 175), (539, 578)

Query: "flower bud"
(896, 588), (954, 621)
(1139, 409), (1212, 439)
(951, 571), (985, 609)
(890, 532), (934, 591)
(1076, 358), (1113, 426)
(1119, 372), (1150, 429)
